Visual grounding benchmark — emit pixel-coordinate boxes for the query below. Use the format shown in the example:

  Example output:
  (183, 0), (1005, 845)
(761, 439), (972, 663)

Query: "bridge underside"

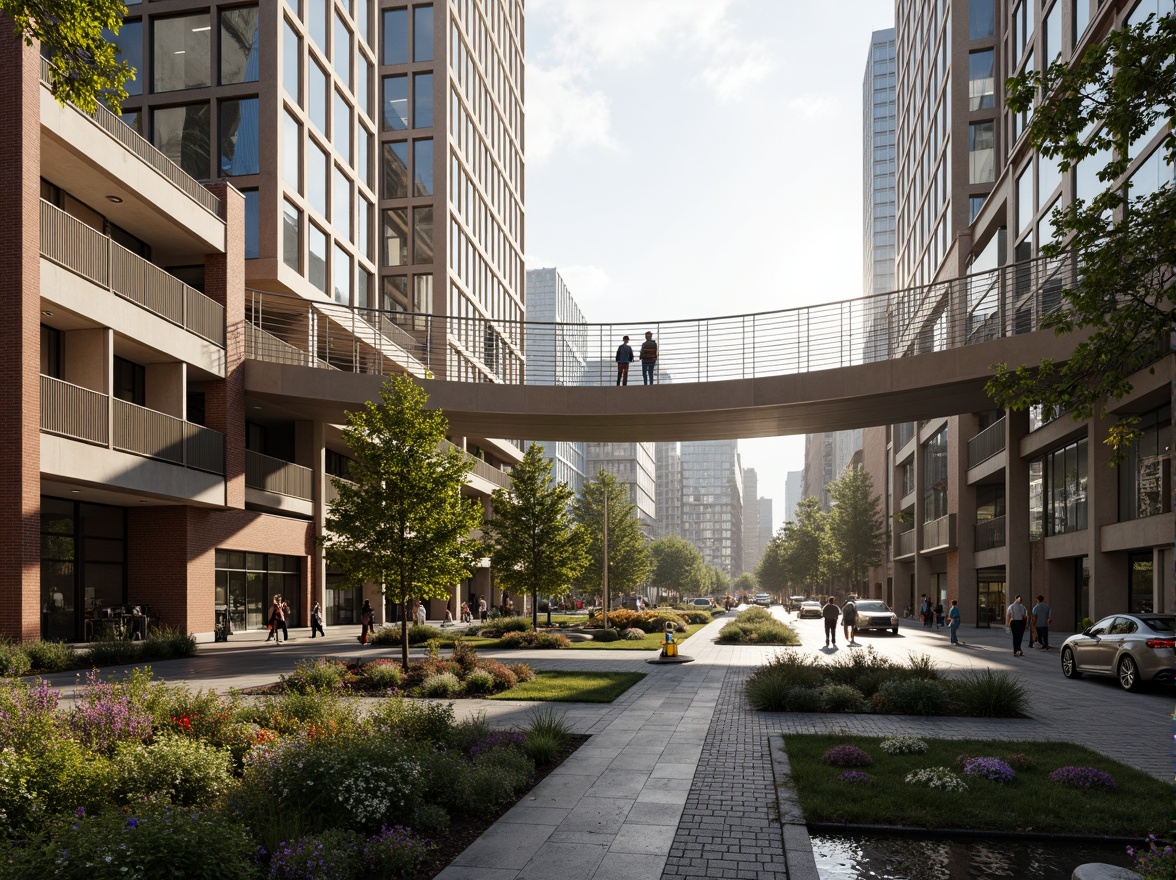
(243, 328), (1081, 442)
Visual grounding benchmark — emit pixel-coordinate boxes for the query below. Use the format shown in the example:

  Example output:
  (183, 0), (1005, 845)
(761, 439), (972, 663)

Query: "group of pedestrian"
(615, 332), (658, 386)
(1007, 594), (1051, 656)
(820, 596), (860, 648)
(266, 595), (291, 645)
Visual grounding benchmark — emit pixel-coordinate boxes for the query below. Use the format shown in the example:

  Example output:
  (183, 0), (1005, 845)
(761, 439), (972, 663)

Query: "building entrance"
(977, 569), (1006, 628)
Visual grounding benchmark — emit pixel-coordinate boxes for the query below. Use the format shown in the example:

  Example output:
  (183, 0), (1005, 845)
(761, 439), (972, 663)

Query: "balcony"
(41, 374), (224, 474)
(441, 440), (513, 491)
(41, 200), (225, 346)
(245, 450), (313, 501)
(967, 417), (1007, 468)
(975, 516), (1006, 552)
(895, 529), (916, 558)
(922, 514), (956, 552)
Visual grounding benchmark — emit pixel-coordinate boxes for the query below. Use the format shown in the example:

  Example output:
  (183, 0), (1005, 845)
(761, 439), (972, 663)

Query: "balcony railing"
(441, 440), (513, 490)
(922, 514), (956, 551)
(325, 476), (356, 506)
(896, 529), (916, 557)
(42, 375), (224, 474)
(245, 450), (313, 500)
(975, 515), (1006, 552)
(968, 417), (1007, 468)
(40, 200), (225, 346)
(40, 56), (221, 217)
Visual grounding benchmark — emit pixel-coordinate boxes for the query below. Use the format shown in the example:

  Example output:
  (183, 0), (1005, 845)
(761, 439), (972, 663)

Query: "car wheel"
(1061, 647), (1082, 679)
(1118, 655), (1142, 692)
(891, 627), (899, 634)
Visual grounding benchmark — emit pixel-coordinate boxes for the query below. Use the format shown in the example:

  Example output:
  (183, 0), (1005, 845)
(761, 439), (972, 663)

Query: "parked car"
(1060, 613), (1175, 691)
(788, 596), (807, 612)
(689, 598), (714, 609)
(754, 593), (772, 607)
(797, 601), (823, 619)
(850, 600), (899, 634)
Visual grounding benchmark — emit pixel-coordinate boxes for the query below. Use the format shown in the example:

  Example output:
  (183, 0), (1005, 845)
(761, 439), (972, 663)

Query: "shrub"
(876, 679), (951, 716)
(409, 803), (450, 836)
(681, 610), (711, 625)
(450, 748), (535, 815)
(963, 756), (1016, 784)
(22, 640), (73, 673)
(0, 641), (31, 676)
(621, 627), (646, 641)
(83, 638), (139, 667)
(1004, 753), (1036, 772)
(821, 745), (872, 767)
(904, 652), (938, 680)
(493, 616), (534, 634)
(462, 669), (496, 695)
(369, 624), (441, 647)
(821, 684), (867, 713)
(6, 802), (256, 880)
(241, 688), (358, 738)
(593, 629), (620, 643)
(1049, 766), (1116, 790)
(69, 670), (153, 755)
(111, 734), (234, 806)
(879, 736), (928, 755)
(282, 658), (349, 694)
(267, 828), (365, 880)
(524, 707), (571, 766)
(499, 630), (570, 649)
(754, 651), (825, 690)
(419, 672), (461, 697)
(139, 627), (198, 661)
(0, 678), (62, 752)
(509, 663), (536, 683)
(450, 640), (480, 674)
(480, 660), (518, 692)
(905, 767), (968, 792)
(785, 686), (826, 712)
(360, 660), (404, 691)
(952, 668), (1029, 717)
(364, 825), (437, 880)
(0, 737), (114, 838)
(366, 698), (455, 746)
(839, 771), (873, 784)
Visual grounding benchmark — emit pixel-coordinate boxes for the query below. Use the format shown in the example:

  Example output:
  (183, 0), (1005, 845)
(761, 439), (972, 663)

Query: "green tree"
(786, 497), (828, 593)
(649, 535), (705, 603)
(571, 471), (651, 604)
(756, 528), (794, 595)
(733, 572), (757, 600)
(482, 443), (589, 629)
(825, 466), (885, 594)
(323, 376), (482, 671)
(2, 1), (135, 113)
(706, 565), (731, 598)
(990, 13), (1175, 448)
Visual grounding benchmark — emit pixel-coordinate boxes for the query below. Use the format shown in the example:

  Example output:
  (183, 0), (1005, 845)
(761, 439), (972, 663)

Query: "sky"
(522, 0), (893, 532)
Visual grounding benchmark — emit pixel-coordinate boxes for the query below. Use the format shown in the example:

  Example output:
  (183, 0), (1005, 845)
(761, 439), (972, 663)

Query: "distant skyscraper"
(759, 497), (774, 549)
(525, 268), (587, 495)
(586, 442), (657, 537)
(784, 471), (802, 524)
(680, 440), (743, 577)
(742, 468), (762, 574)
(655, 442), (683, 540)
(863, 27), (897, 363)
(803, 430), (862, 511)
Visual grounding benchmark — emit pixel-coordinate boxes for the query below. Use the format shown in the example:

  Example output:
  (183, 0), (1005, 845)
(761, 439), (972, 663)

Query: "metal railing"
(41, 201), (226, 346)
(245, 450), (313, 500)
(967, 417), (1007, 468)
(242, 255), (1079, 385)
(922, 514), (955, 551)
(975, 515), (1006, 552)
(40, 56), (221, 217)
(325, 476), (353, 505)
(41, 375), (223, 474)
(441, 440), (512, 489)
(896, 529), (916, 557)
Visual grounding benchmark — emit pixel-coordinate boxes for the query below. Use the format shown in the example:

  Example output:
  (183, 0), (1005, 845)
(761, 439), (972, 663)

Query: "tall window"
(413, 73), (433, 127)
(153, 14), (210, 92)
(242, 189), (259, 259)
(382, 8), (408, 65)
(1119, 406), (1171, 520)
(383, 75), (408, 130)
(282, 19), (300, 102)
(219, 98), (259, 175)
(968, 121), (995, 184)
(103, 20), (142, 96)
(922, 427), (948, 522)
(413, 138), (433, 195)
(968, 0), (994, 38)
(414, 6), (433, 61)
(1033, 437), (1088, 537)
(153, 103), (210, 180)
(382, 141), (409, 198)
(968, 50), (994, 110)
(220, 6), (259, 84)
(282, 200), (301, 271)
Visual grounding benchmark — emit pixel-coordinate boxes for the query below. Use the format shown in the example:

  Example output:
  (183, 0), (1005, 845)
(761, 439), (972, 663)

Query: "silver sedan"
(1060, 613), (1176, 691)
(851, 600), (900, 634)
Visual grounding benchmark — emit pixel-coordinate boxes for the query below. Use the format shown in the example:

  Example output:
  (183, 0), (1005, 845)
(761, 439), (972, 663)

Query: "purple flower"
(127, 817), (139, 829)
(821, 745), (873, 768)
(839, 771), (873, 784)
(1049, 765), (1116, 790)
(75, 807), (86, 818)
(963, 757), (1016, 783)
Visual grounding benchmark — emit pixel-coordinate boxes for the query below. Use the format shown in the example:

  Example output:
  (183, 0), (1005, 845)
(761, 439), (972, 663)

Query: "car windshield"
(855, 601), (889, 612)
(1140, 616), (1176, 633)
(801, 602), (820, 607)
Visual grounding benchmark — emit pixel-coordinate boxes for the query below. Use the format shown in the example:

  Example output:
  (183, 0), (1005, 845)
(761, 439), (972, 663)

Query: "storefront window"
(1129, 552), (1153, 614)
(41, 498), (126, 642)
(1118, 406), (1171, 520)
(215, 550), (301, 632)
(977, 572), (1005, 627)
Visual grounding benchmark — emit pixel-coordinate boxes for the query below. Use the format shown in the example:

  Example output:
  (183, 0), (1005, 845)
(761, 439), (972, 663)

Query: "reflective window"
(383, 75), (408, 130)
(1130, 142), (1176, 200)
(1075, 145), (1113, 203)
(242, 189), (259, 259)
(333, 243), (351, 304)
(1119, 406), (1171, 521)
(1043, 1), (1062, 63)
(309, 61), (328, 132)
(358, 127), (372, 188)
(1039, 154), (1062, 203)
(414, 5), (433, 61)
(413, 138), (433, 195)
(1073, 0), (1090, 44)
(153, 14), (211, 92)
(357, 52), (370, 116)
(219, 97), (260, 175)
(153, 103), (210, 179)
(356, 0), (371, 46)
(309, 223), (328, 291)
(1016, 164), (1033, 233)
(221, 6), (259, 84)
(307, 0), (327, 52)
(922, 427), (949, 522)
(382, 8), (408, 65)
(382, 274), (408, 310)
(414, 274), (433, 313)
(334, 11), (352, 90)
(103, 20), (142, 97)
(282, 111), (301, 192)
(282, 200), (301, 271)
(968, 194), (986, 222)
(968, 0), (994, 38)
(358, 197), (371, 260)
(968, 50), (994, 111)
(334, 90), (351, 162)
(382, 141), (409, 198)
(968, 120), (995, 184)
(414, 73), (433, 127)
(357, 265), (372, 308)
(413, 206), (433, 263)
(282, 19), (300, 102)
(333, 165), (351, 238)
(382, 208), (408, 266)
(309, 140), (328, 216)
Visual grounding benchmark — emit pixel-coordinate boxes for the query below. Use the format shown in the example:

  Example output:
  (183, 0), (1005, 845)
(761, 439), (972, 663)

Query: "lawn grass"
(783, 734), (1168, 837)
(564, 623), (707, 650)
(488, 670), (646, 702)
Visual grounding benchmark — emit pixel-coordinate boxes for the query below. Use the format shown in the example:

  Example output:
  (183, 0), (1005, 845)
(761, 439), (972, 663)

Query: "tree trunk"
(400, 599), (410, 672)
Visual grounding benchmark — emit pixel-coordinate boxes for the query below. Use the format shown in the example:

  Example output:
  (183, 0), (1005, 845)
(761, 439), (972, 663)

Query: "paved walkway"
(32, 608), (1173, 880)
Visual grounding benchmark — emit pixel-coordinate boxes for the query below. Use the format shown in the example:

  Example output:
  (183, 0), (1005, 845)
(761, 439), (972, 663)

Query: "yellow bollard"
(663, 623), (678, 657)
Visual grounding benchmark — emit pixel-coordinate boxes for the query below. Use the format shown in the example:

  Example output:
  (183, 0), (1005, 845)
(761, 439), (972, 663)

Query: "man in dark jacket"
(822, 597), (840, 648)
(639, 331), (658, 384)
(615, 336), (634, 385)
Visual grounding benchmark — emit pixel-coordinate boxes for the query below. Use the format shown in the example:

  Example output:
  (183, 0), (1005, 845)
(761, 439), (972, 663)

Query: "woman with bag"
(267, 597), (285, 647)
(359, 599), (373, 645)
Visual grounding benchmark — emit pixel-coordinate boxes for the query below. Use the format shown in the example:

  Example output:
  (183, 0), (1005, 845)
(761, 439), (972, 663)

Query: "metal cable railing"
(244, 255), (1080, 385)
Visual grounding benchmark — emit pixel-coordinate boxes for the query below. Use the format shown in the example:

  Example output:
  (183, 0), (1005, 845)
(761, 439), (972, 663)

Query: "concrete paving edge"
(768, 733), (821, 880)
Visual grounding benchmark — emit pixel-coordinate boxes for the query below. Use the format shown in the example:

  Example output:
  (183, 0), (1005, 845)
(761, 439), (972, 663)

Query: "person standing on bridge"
(615, 335), (634, 385)
(640, 331), (658, 385)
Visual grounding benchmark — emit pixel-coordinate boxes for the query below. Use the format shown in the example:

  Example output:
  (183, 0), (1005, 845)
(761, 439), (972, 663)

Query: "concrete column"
(145, 362), (185, 418)
(300, 420), (327, 611)
(1086, 414), (1119, 619)
(953, 414), (978, 621)
(1006, 409), (1032, 618)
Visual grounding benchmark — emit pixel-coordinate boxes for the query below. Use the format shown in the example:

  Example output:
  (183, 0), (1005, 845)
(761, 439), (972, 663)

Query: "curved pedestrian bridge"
(244, 256), (1085, 441)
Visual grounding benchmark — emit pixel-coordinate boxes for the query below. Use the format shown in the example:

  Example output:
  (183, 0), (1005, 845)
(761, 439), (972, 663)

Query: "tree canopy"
(648, 535), (706, 602)
(571, 471), (651, 603)
(322, 376), (482, 670)
(825, 466), (885, 593)
(989, 12), (1175, 447)
(3, 0), (134, 113)
(482, 443), (588, 628)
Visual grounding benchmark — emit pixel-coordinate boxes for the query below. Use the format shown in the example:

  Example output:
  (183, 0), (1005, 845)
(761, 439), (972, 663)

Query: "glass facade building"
(680, 440), (744, 577)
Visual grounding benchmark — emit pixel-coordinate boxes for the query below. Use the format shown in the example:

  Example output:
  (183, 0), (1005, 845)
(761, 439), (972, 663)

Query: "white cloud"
(525, 63), (618, 165)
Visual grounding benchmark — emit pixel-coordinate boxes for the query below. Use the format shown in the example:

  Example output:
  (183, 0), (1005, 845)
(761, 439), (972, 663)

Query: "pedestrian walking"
(416, 600), (427, 626)
(460, 601), (472, 623)
(947, 598), (963, 645)
(266, 597), (285, 646)
(359, 599), (373, 645)
(822, 596), (840, 648)
(919, 594), (933, 628)
(934, 602), (944, 629)
(842, 596), (858, 646)
(309, 602), (326, 638)
(279, 598), (291, 641)
(615, 335), (634, 386)
(478, 595), (488, 622)
(1031, 594), (1052, 650)
(1006, 594), (1029, 656)
(639, 331), (658, 385)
